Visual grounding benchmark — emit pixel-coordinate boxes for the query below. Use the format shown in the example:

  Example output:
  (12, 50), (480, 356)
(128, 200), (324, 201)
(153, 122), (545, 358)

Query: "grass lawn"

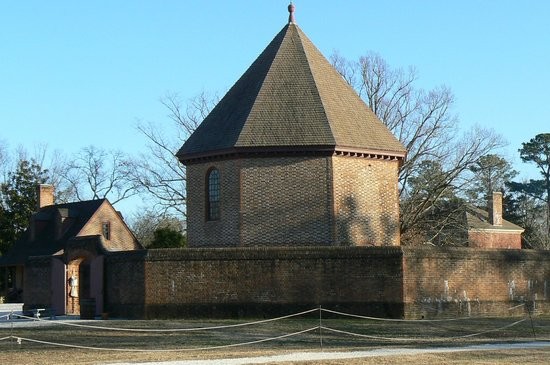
(1, 313), (549, 364)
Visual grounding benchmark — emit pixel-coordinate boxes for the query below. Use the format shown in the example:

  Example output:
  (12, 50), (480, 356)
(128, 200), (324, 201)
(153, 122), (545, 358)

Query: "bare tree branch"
(332, 51), (506, 244)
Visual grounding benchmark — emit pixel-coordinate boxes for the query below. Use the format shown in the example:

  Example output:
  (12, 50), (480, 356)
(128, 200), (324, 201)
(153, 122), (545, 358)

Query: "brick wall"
(23, 256), (53, 311)
(79, 201), (140, 251)
(103, 250), (147, 318)
(186, 160), (241, 247)
(105, 247), (404, 318)
(402, 247), (550, 318)
(332, 156), (400, 246)
(468, 230), (522, 249)
(186, 155), (400, 247)
(240, 156), (333, 245)
(26, 246), (550, 319)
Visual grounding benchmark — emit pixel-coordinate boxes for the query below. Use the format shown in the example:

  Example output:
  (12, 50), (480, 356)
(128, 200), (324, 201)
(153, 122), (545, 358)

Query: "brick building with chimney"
(0, 185), (141, 315)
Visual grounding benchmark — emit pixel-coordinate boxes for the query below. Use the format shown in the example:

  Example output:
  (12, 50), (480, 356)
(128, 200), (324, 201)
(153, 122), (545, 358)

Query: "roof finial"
(288, 1), (296, 24)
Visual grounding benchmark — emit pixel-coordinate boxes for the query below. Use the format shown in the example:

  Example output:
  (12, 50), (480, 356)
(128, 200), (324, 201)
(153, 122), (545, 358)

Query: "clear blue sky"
(1, 0), (549, 181)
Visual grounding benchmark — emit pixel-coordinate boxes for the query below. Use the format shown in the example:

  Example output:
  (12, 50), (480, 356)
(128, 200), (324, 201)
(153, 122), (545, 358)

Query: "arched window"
(206, 168), (220, 221)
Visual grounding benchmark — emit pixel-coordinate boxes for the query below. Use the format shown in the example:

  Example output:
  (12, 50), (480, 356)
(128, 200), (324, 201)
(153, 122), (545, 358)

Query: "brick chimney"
(36, 184), (54, 210)
(488, 192), (503, 226)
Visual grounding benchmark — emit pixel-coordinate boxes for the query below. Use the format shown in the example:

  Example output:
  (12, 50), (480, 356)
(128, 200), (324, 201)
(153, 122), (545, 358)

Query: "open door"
(51, 258), (66, 315)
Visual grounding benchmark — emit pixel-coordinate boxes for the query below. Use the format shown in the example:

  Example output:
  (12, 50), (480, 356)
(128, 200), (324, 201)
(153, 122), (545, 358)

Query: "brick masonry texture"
(402, 247), (550, 318)
(105, 247), (404, 318)
(78, 202), (140, 251)
(468, 231), (522, 249)
(104, 250), (147, 318)
(186, 155), (400, 247)
(240, 156), (332, 246)
(23, 256), (52, 311)
(103, 246), (550, 319)
(186, 159), (241, 247)
(332, 156), (400, 246)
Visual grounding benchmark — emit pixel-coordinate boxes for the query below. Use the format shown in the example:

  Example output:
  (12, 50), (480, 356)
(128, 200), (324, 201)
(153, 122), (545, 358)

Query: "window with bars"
(102, 222), (111, 240)
(207, 168), (220, 221)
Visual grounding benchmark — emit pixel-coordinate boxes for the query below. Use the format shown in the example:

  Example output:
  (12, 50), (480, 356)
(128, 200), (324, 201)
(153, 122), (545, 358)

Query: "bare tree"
(0, 140), (8, 181)
(26, 143), (75, 203)
(129, 208), (185, 248)
(0, 143), (74, 203)
(129, 91), (217, 219)
(332, 51), (505, 244)
(60, 146), (137, 205)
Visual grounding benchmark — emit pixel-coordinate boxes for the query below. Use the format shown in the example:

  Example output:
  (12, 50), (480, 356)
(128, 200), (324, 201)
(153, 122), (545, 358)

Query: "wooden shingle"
(178, 23), (406, 163)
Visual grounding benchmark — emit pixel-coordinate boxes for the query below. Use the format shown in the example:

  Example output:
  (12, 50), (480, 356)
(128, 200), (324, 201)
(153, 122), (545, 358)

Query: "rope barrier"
(508, 303), (526, 311)
(321, 326), (424, 341)
(452, 318), (528, 339)
(6, 327), (320, 352)
(321, 317), (529, 342)
(1, 306), (544, 353)
(321, 308), (480, 322)
(12, 308), (318, 332)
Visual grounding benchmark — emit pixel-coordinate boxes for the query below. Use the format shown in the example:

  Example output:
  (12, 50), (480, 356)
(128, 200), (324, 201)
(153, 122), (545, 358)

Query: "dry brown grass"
(1, 346), (550, 365)
(0, 315), (549, 364)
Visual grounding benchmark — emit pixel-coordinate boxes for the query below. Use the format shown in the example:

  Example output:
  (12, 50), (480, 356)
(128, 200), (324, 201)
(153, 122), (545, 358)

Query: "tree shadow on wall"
(336, 196), (399, 246)
(337, 196), (371, 246)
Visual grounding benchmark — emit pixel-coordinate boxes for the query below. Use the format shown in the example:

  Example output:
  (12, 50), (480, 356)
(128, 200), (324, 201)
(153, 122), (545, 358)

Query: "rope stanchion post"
(10, 310), (14, 343)
(319, 305), (323, 351)
(526, 301), (537, 341)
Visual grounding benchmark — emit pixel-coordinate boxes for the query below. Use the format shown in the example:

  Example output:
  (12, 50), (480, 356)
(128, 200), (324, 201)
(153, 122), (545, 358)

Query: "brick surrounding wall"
(26, 246), (550, 319)
(468, 230), (522, 249)
(104, 250), (147, 318)
(23, 256), (53, 311)
(332, 156), (400, 246)
(105, 247), (404, 318)
(402, 247), (550, 318)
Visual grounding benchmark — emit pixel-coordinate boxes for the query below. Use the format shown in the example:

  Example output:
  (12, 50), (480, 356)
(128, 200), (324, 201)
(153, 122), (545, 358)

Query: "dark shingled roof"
(177, 23), (406, 163)
(0, 199), (105, 266)
(466, 206), (524, 232)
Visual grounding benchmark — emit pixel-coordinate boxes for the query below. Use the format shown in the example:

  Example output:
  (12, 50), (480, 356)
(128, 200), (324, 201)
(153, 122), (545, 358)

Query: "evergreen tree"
(0, 159), (48, 255)
(466, 154), (517, 207)
(148, 227), (187, 249)
(505, 133), (550, 249)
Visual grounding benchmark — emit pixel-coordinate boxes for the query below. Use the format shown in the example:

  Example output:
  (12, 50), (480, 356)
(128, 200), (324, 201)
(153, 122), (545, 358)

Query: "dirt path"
(107, 341), (550, 365)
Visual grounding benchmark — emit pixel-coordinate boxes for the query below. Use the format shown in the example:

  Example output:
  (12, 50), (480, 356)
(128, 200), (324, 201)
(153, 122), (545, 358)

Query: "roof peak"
(288, 2), (296, 24)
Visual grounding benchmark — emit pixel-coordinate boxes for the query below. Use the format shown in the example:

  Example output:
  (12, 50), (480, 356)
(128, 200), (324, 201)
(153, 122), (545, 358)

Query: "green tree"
(401, 160), (464, 245)
(0, 159), (48, 255)
(466, 154), (518, 207)
(148, 227), (187, 249)
(504, 189), (548, 249)
(515, 133), (550, 238)
(129, 209), (186, 248)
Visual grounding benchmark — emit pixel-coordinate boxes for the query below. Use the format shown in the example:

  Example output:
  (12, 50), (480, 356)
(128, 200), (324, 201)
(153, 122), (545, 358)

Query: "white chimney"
(488, 192), (503, 226)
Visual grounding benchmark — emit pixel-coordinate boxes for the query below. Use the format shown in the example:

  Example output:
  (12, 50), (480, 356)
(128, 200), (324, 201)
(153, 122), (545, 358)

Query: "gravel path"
(108, 341), (550, 365)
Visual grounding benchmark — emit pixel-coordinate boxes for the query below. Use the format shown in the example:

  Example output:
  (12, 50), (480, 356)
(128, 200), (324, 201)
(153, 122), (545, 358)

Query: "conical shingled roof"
(177, 21), (406, 163)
